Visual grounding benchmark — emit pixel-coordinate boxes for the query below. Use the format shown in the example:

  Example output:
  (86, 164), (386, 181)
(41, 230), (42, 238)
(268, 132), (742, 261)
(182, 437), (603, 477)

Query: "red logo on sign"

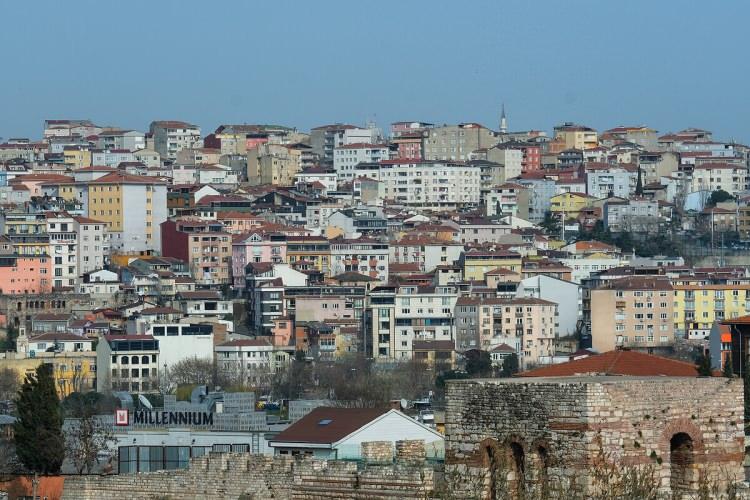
(115, 409), (129, 426)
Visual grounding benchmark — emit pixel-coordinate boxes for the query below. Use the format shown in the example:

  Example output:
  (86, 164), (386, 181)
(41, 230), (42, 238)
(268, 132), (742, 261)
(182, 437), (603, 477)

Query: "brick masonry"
(61, 448), (436, 499)
(444, 376), (745, 498)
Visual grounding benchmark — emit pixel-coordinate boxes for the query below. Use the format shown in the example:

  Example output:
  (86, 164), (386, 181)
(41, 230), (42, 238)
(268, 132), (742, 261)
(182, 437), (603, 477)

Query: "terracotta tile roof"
(271, 407), (389, 445)
(520, 350), (710, 377)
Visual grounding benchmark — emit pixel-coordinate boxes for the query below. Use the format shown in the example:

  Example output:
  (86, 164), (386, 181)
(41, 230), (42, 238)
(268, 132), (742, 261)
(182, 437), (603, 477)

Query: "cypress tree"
(723, 355), (734, 378)
(13, 364), (65, 474)
(695, 352), (712, 377)
(635, 167), (644, 196)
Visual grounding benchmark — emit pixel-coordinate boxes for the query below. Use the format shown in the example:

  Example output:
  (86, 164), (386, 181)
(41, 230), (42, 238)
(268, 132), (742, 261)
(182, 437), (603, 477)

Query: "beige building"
(423, 123), (497, 161)
(149, 120), (201, 161)
(553, 123), (598, 150)
(247, 143), (303, 186)
(691, 163), (748, 196)
(454, 296), (557, 369)
(590, 276), (674, 354)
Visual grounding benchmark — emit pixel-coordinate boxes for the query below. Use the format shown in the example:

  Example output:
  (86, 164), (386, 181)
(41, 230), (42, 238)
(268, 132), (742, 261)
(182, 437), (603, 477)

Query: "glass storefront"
(118, 444), (246, 473)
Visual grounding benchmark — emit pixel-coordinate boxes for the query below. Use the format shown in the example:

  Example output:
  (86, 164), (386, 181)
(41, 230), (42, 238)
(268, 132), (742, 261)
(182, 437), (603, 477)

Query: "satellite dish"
(138, 394), (153, 410)
(400, 398), (408, 410)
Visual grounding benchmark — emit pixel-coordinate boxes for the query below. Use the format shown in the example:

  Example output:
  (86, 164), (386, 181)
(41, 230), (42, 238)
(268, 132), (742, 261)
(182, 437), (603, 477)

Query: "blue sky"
(1, 0), (748, 142)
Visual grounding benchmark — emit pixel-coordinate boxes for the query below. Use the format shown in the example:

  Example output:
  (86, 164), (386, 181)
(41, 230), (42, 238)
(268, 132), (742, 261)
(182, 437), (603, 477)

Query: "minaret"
(499, 104), (508, 134)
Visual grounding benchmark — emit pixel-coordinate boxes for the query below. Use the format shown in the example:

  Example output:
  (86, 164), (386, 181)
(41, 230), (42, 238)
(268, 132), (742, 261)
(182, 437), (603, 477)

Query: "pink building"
(0, 255), (52, 294)
(231, 231), (287, 288)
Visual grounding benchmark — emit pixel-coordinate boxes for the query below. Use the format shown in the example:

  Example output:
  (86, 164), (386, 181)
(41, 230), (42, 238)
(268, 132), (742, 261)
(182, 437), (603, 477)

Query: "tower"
(499, 104), (508, 134)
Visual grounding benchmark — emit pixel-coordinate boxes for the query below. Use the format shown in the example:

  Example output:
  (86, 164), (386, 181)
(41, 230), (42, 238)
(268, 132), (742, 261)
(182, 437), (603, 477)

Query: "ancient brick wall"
(61, 447), (436, 499)
(444, 376), (745, 499)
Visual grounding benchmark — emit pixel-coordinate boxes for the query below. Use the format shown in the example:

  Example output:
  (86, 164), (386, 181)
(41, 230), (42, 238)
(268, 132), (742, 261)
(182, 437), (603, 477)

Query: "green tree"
(695, 352), (712, 377)
(539, 211), (560, 236)
(723, 355), (734, 378)
(500, 353), (520, 378)
(3, 323), (18, 351)
(13, 364), (65, 474)
(465, 350), (493, 377)
(707, 189), (733, 207)
(635, 167), (644, 196)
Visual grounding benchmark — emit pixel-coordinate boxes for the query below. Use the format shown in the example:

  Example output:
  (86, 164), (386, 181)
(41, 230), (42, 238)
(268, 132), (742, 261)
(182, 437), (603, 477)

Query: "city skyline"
(1, 0), (748, 141)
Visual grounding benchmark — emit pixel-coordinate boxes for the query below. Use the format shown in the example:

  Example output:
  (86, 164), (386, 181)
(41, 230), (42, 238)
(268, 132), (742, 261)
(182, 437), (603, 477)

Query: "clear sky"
(1, 0), (748, 142)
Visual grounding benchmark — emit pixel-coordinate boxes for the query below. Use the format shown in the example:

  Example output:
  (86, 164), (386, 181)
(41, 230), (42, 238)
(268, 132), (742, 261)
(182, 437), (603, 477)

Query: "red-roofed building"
(520, 349), (710, 377)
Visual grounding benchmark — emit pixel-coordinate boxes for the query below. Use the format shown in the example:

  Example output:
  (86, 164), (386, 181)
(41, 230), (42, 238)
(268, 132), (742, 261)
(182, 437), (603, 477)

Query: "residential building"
(691, 163), (748, 196)
(87, 172), (167, 252)
(673, 279), (750, 340)
(328, 237), (389, 282)
(446, 217), (512, 244)
(149, 120), (201, 160)
(603, 198), (660, 233)
(553, 123), (598, 150)
(310, 124), (380, 167)
(161, 219), (232, 286)
(589, 277), (674, 354)
(484, 183), (530, 219)
(461, 249), (523, 281)
(389, 237), (463, 273)
(550, 192), (594, 221)
(454, 296), (557, 368)
(368, 284), (457, 360)
(422, 123), (497, 161)
(585, 164), (636, 199)
(333, 143), (390, 183)
(247, 143), (305, 186)
(231, 231), (287, 288)
(353, 160), (481, 211)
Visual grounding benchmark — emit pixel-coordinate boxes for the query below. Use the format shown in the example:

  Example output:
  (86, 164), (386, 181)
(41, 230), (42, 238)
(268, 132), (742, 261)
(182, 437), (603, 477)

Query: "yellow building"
(550, 192), (594, 220)
(553, 123), (598, 150)
(461, 249), (522, 281)
(0, 352), (96, 397)
(672, 282), (750, 340)
(63, 147), (92, 168)
(286, 236), (330, 273)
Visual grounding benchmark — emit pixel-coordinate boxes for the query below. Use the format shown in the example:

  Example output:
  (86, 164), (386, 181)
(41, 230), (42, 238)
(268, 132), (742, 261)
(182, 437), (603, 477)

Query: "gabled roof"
(520, 350), (707, 377)
(271, 407), (389, 445)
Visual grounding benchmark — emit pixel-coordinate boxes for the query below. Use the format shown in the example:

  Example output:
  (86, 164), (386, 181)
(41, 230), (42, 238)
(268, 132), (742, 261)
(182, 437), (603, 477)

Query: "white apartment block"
(334, 144), (390, 183)
(369, 285), (458, 361)
(586, 167), (635, 199)
(91, 149), (136, 168)
(691, 163), (748, 196)
(354, 160), (481, 210)
(149, 120), (201, 160)
(97, 130), (146, 151)
(328, 237), (389, 282)
(47, 214), (108, 288)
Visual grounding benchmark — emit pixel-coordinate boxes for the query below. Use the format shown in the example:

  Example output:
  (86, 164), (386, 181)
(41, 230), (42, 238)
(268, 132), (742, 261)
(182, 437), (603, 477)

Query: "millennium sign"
(116, 409), (214, 426)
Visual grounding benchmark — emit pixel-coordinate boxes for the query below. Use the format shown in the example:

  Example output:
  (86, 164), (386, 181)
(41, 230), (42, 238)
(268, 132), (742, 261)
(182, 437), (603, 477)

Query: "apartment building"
(673, 277), (750, 340)
(691, 163), (748, 196)
(161, 219), (232, 286)
(231, 231), (287, 288)
(590, 277), (674, 354)
(553, 123), (598, 150)
(149, 120), (201, 160)
(586, 164), (636, 199)
(333, 143), (390, 183)
(310, 124), (380, 167)
(87, 172), (167, 252)
(422, 123), (497, 161)
(454, 296), (557, 368)
(285, 236), (331, 273)
(389, 236), (464, 273)
(96, 334), (160, 394)
(484, 183), (530, 219)
(215, 338), (280, 385)
(368, 285), (457, 361)
(91, 149), (135, 168)
(461, 249), (522, 281)
(353, 160), (481, 211)
(603, 198), (660, 233)
(247, 143), (305, 186)
(446, 217), (512, 244)
(328, 237), (389, 282)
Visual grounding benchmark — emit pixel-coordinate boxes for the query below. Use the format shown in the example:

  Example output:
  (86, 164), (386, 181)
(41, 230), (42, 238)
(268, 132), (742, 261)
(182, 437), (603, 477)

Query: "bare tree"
(65, 413), (116, 475)
(168, 357), (215, 387)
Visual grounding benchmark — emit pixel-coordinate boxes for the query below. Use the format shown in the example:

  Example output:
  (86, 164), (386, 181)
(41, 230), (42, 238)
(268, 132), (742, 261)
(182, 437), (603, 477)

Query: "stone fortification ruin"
(444, 376), (745, 499)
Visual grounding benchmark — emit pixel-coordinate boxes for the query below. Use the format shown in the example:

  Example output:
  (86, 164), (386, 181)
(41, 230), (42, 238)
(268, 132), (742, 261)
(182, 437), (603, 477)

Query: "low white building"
(269, 407), (443, 459)
(333, 143), (390, 183)
(141, 323), (214, 371)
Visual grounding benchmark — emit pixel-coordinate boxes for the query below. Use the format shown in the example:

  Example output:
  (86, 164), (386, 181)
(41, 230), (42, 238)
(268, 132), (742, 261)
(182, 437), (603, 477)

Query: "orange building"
(0, 254), (52, 294)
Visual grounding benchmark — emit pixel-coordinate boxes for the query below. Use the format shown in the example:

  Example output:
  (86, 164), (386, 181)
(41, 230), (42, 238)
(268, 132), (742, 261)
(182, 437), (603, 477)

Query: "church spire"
(499, 103), (508, 134)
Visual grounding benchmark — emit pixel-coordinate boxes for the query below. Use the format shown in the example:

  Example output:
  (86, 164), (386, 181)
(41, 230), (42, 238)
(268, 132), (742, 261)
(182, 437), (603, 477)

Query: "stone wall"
(360, 441), (393, 463)
(444, 376), (745, 499)
(61, 448), (436, 500)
